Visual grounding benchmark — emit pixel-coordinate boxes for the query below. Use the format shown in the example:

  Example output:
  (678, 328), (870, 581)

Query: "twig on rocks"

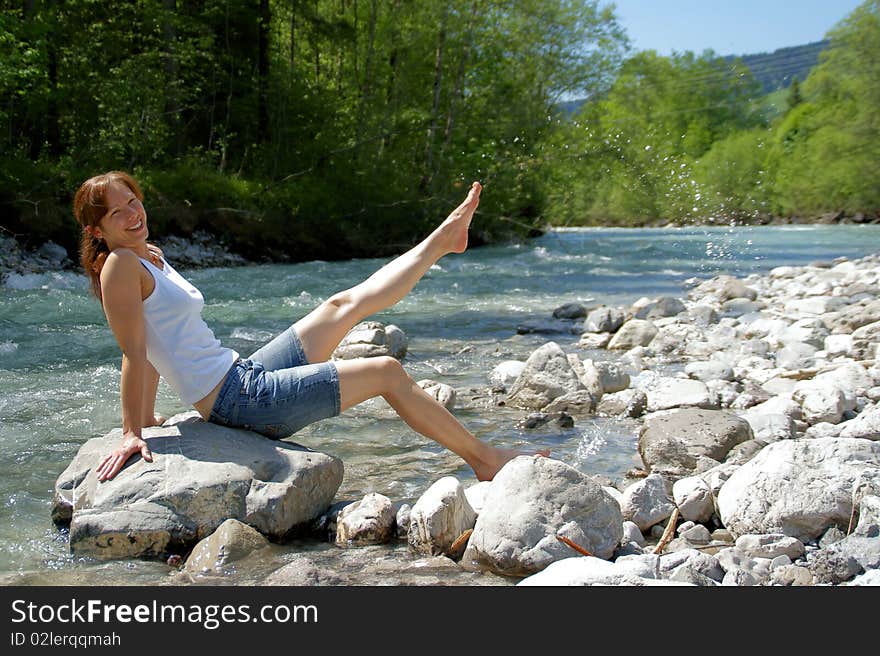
(777, 359), (876, 380)
(450, 528), (473, 554)
(652, 507), (681, 555)
(556, 534), (594, 557)
(847, 503), (858, 536)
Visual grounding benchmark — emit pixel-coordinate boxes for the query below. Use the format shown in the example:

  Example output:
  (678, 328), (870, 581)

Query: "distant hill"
(725, 40), (829, 94)
(558, 40), (830, 116)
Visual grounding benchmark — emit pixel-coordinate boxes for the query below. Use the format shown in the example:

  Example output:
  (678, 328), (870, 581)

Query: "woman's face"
(93, 181), (149, 249)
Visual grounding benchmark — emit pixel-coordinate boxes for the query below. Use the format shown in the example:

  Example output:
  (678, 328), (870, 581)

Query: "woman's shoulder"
(101, 248), (146, 284)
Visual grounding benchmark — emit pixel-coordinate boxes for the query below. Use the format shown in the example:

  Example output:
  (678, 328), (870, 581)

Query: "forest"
(0, 0), (877, 262)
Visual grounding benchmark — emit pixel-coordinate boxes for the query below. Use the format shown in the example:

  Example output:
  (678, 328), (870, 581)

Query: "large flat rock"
(53, 412), (343, 559)
(717, 438), (880, 541)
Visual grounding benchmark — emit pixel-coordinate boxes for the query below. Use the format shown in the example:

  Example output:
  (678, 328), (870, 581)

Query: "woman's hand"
(96, 430), (153, 482)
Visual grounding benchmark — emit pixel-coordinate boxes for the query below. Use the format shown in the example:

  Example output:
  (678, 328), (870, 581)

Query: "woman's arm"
(138, 356), (165, 427)
(95, 250), (154, 482)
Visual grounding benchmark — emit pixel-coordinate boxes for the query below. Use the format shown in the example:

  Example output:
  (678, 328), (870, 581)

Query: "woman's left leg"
(293, 182), (481, 364)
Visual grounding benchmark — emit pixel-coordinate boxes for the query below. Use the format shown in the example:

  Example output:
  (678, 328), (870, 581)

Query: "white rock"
(825, 334), (854, 358)
(607, 319), (658, 350)
(644, 378), (714, 412)
(461, 457), (622, 576)
(778, 318), (829, 348)
(672, 476), (714, 523)
(717, 438), (880, 541)
(734, 534), (806, 560)
(417, 379), (456, 410)
(408, 477), (476, 557)
(508, 342), (583, 409)
(517, 557), (690, 586)
(793, 379), (846, 424)
(336, 493), (395, 547)
(622, 521), (645, 546)
(839, 406), (880, 441)
(680, 524), (711, 544)
(489, 361), (526, 387)
(464, 481), (493, 516)
(685, 361), (735, 382)
(620, 474), (675, 532)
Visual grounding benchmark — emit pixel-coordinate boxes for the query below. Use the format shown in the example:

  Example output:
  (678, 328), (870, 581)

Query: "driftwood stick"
(847, 503), (858, 536)
(556, 534), (594, 557)
(777, 359), (876, 380)
(450, 528), (473, 554)
(652, 507), (681, 555)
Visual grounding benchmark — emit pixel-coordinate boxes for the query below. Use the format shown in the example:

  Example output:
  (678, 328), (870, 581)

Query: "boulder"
(464, 482), (493, 516)
(332, 321), (408, 359)
(489, 361), (526, 388)
(717, 438), (880, 541)
(578, 332), (612, 350)
(740, 412), (797, 442)
(638, 409), (753, 479)
(619, 474), (675, 532)
(685, 361), (735, 382)
(643, 378), (716, 413)
(461, 457), (622, 577)
(567, 355), (603, 397)
(336, 493), (396, 547)
(53, 412), (344, 559)
(688, 305), (719, 327)
(635, 297), (686, 320)
(851, 321), (880, 359)
(777, 318), (829, 349)
(734, 534), (805, 560)
(507, 342), (583, 410)
(595, 361), (630, 394)
(775, 343), (817, 371)
(552, 302), (589, 320)
(658, 549), (725, 582)
(823, 299), (880, 334)
(583, 307), (626, 334)
(607, 320), (658, 350)
(596, 389), (647, 418)
(408, 477), (476, 557)
(182, 518), (270, 576)
(517, 557), (690, 586)
(395, 504), (411, 539)
(416, 379), (456, 410)
(718, 277), (758, 303)
(672, 476), (714, 523)
(839, 406), (880, 441)
(542, 390), (596, 416)
(793, 379), (846, 425)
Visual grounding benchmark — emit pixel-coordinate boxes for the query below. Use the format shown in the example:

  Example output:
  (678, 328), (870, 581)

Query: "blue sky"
(608, 0), (865, 56)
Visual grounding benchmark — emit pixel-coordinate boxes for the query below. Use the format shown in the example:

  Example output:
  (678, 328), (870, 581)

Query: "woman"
(73, 171), (544, 484)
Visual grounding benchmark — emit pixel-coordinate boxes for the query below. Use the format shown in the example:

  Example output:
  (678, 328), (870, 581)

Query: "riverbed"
(1, 224), (878, 585)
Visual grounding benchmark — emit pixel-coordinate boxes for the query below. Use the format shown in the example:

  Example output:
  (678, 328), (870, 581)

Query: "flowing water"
(1, 224), (878, 584)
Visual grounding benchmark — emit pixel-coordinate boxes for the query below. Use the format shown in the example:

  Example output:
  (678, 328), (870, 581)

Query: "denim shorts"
(208, 325), (341, 440)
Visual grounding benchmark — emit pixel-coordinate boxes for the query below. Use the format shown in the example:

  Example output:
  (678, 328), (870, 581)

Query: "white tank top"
(137, 256), (238, 405)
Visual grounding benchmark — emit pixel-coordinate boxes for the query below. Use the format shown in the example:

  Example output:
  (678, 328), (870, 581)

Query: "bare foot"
(438, 181), (482, 254)
(144, 415), (167, 427)
(473, 446), (550, 482)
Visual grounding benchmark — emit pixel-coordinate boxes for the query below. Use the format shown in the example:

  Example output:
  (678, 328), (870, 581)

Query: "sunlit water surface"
(1, 224), (878, 584)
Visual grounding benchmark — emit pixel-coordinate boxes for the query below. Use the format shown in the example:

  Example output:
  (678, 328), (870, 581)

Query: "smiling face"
(90, 181), (149, 250)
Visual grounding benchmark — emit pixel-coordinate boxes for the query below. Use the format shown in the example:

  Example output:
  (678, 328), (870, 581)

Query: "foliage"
(0, 0), (627, 258)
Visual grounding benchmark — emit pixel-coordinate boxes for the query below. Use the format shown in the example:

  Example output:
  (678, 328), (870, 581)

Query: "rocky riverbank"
(50, 253), (880, 586)
(0, 231), (247, 283)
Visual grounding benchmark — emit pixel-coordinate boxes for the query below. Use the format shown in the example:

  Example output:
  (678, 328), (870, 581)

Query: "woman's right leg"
(293, 182), (482, 364)
(334, 356), (545, 482)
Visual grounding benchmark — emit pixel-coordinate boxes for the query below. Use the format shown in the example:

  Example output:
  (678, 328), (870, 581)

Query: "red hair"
(72, 171), (158, 300)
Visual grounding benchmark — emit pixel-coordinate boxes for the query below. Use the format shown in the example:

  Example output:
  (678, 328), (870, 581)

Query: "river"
(1, 224), (878, 584)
